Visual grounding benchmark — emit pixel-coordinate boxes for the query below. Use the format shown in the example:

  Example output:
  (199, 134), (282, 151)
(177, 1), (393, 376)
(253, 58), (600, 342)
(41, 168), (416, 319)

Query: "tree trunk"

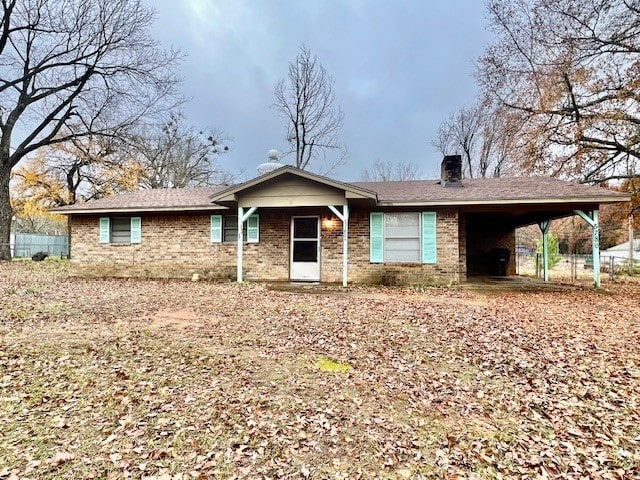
(0, 162), (13, 261)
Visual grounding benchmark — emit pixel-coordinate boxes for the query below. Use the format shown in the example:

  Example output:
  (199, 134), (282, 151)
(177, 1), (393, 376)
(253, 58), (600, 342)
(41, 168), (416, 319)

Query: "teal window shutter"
(422, 212), (437, 264)
(130, 217), (142, 244)
(99, 217), (110, 244)
(210, 215), (222, 243)
(370, 212), (384, 263)
(247, 214), (259, 243)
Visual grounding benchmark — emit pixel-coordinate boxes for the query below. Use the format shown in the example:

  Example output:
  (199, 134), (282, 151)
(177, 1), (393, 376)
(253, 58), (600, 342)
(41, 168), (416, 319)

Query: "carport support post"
(328, 204), (349, 287)
(237, 206), (258, 283)
(574, 209), (600, 288)
(539, 220), (551, 282)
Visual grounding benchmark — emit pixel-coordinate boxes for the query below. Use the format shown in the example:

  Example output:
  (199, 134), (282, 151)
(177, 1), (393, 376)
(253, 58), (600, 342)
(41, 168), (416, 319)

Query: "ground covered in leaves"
(1, 261), (639, 479)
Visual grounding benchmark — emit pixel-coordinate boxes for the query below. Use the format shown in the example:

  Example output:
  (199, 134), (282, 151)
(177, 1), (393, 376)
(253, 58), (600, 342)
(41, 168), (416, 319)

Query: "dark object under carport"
(490, 248), (511, 276)
(31, 252), (48, 261)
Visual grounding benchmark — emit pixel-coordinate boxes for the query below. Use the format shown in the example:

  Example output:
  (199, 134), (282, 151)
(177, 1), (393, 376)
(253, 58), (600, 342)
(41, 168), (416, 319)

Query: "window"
(99, 217), (141, 244)
(223, 216), (246, 243)
(111, 218), (131, 244)
(384, 213), (421, 262)
(370, 212), (436, 264)
(210, 214), (259, 243)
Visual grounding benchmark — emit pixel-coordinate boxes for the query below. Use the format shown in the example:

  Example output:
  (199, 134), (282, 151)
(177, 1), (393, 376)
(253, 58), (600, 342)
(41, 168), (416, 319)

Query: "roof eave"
(376, 195), (630, 207)
(52, 205), (228, 215)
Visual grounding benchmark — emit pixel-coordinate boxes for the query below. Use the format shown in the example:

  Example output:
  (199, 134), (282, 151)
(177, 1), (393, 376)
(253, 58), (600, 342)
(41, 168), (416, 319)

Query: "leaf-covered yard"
(1, 262), (639, 479)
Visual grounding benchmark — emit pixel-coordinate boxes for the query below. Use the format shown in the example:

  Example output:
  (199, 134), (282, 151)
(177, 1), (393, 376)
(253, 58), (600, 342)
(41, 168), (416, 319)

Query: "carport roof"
(353, 176), (628, 206)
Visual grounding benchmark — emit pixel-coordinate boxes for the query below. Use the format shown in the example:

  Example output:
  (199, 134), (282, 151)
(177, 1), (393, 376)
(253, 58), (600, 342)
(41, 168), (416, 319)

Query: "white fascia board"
(53, 205), (228, 215)
(377, 196), (629, 207)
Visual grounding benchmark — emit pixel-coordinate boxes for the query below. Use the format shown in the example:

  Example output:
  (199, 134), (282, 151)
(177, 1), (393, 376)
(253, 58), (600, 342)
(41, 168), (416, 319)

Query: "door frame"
(290, 215), (321, 281)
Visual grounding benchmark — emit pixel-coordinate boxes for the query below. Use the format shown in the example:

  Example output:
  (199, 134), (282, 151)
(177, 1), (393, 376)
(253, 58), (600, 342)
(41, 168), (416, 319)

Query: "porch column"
(575, 209), (601, 288)
(328, 204), (349, 287)
(539, 220), (551, 282)
(237, 206), (257, 283)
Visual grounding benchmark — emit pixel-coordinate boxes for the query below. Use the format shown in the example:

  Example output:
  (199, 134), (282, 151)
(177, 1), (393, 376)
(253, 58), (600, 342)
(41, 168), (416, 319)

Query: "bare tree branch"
(0, 0), (182, 259)
(361, 160), (422, 182)
(272, 45), (346, 173)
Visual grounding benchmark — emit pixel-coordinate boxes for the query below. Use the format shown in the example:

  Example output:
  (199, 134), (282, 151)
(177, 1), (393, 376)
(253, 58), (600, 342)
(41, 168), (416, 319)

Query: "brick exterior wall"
(465, 214), (516, 276)
(69, 207), (464, 285)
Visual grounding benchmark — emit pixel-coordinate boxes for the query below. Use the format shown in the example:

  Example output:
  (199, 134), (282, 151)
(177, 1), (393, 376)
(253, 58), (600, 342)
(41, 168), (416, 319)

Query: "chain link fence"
(3, 234), (69, 259)
(516, 252), (639, 281)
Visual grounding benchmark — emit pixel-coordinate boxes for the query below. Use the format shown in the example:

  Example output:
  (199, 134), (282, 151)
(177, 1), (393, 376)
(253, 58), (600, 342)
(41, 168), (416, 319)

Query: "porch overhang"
(209, 166), (378, 208)
(213, 167), (370, 287)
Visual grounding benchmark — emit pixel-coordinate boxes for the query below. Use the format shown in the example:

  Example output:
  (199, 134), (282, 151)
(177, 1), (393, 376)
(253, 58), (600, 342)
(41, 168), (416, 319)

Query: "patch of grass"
(314, 356), (351, 372)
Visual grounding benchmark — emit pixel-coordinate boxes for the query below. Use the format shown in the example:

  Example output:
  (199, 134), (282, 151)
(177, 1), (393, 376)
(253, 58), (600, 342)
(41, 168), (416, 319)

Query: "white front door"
(290, 216), (320, 281)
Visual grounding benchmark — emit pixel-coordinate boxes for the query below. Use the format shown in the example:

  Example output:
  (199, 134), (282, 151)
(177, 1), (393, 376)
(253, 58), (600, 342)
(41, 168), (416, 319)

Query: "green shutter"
(130, 217), (142, 244)
(422, 212), (437, 264)
(246, 214), (259, 243)
(99, 217), (110, 244)
(370, 212), (384, 263)
(210, 215), (222, 243)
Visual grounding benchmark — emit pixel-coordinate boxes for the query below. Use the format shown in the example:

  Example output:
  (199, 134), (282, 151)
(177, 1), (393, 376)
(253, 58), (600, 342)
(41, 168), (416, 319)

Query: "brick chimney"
(441, 155), (462, 187)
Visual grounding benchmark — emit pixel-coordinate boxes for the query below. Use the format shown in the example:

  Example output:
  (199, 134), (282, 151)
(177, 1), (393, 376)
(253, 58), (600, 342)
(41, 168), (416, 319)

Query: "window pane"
(223, 216), (248, 242)
(294, 218), (318, 239)
(224, 216), (238, 242)
(385, 238), (421, 262)
(384, 213), (420, 262)
(111, 218), (131, 243)
(293, 240), (318, 262)
(385, 213), (420, 237)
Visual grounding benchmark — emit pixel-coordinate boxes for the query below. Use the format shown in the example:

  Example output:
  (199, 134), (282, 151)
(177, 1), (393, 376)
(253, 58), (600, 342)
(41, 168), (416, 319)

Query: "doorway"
(290, 216), (320, 281)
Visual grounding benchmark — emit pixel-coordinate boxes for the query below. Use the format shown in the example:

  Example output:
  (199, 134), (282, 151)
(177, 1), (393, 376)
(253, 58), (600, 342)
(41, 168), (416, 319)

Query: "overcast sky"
(147, 0), (493, 181)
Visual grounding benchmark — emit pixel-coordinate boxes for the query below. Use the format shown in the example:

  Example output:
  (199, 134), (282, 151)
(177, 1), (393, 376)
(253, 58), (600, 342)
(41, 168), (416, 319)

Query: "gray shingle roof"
(352, 177), (626, 204)
(53, 174), (628, 214)
(53, 186), (227, 213)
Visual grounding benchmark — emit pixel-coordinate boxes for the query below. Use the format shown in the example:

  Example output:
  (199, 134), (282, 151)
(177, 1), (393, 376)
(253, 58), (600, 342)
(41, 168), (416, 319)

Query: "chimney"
(441, 155), (462, 187)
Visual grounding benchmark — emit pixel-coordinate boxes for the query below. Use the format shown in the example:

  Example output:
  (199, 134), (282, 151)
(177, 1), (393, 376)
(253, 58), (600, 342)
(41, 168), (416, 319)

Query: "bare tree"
(433, 105), (481, 178)
(478, 0), (640, 184)
(131, 114), (236, 189)
(272, 45), (346, 173)
(361, 160), (422, 182)
(0, 0), (181, 259)
(432, 100), (524, 178)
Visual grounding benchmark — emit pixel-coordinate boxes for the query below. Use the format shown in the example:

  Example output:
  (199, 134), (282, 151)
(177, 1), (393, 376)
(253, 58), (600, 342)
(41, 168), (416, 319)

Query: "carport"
(463, 201), (603, 286)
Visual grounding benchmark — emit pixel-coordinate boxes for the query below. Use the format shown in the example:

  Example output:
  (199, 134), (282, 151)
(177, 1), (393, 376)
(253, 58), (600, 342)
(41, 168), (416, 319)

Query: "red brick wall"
(464, 214), (516, 276)
(69, 207), (463, 284)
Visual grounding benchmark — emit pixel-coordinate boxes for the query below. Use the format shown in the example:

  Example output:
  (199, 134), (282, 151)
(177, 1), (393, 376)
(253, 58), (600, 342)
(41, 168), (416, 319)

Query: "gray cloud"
(148, 0), (492, 181)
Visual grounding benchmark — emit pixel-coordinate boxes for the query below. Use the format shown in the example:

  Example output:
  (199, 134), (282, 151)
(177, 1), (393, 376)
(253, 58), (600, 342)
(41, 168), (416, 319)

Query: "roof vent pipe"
(257, 149), (282, 175)
(441, 155), (463, 187)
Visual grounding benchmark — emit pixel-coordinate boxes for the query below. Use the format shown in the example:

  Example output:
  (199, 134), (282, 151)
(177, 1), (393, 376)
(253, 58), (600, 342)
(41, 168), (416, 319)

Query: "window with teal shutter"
(130, 217), (142, 244)
(246, 214), (259, 243)
(421, 212), (437, 264)
(210, 215), (222, 243)
(99, 218), (110, 243)
(369, 212), (384, 263)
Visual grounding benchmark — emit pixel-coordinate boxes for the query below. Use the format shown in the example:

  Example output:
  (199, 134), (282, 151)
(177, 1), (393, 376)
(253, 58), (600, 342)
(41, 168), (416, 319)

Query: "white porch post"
(236, 206), (258, 283)
(237, 206), (244, 283)
(328, 204), (349, 287)
(575, 209), (600, 288)
(539, 220), (550, 282)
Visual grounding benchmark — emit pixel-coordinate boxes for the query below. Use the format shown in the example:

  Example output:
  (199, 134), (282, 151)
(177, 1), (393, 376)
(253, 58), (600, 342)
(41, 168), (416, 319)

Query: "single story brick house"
(53, 156), (629, 286)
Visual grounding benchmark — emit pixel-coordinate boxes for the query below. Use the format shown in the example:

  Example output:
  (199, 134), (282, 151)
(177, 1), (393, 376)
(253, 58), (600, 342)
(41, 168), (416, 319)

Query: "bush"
(536, 234), (561, 269)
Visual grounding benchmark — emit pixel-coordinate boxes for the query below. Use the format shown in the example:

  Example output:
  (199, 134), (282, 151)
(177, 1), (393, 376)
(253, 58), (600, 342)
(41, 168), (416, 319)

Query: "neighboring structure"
(53, 156), (630, 287)
(602, 238), (640, 264)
